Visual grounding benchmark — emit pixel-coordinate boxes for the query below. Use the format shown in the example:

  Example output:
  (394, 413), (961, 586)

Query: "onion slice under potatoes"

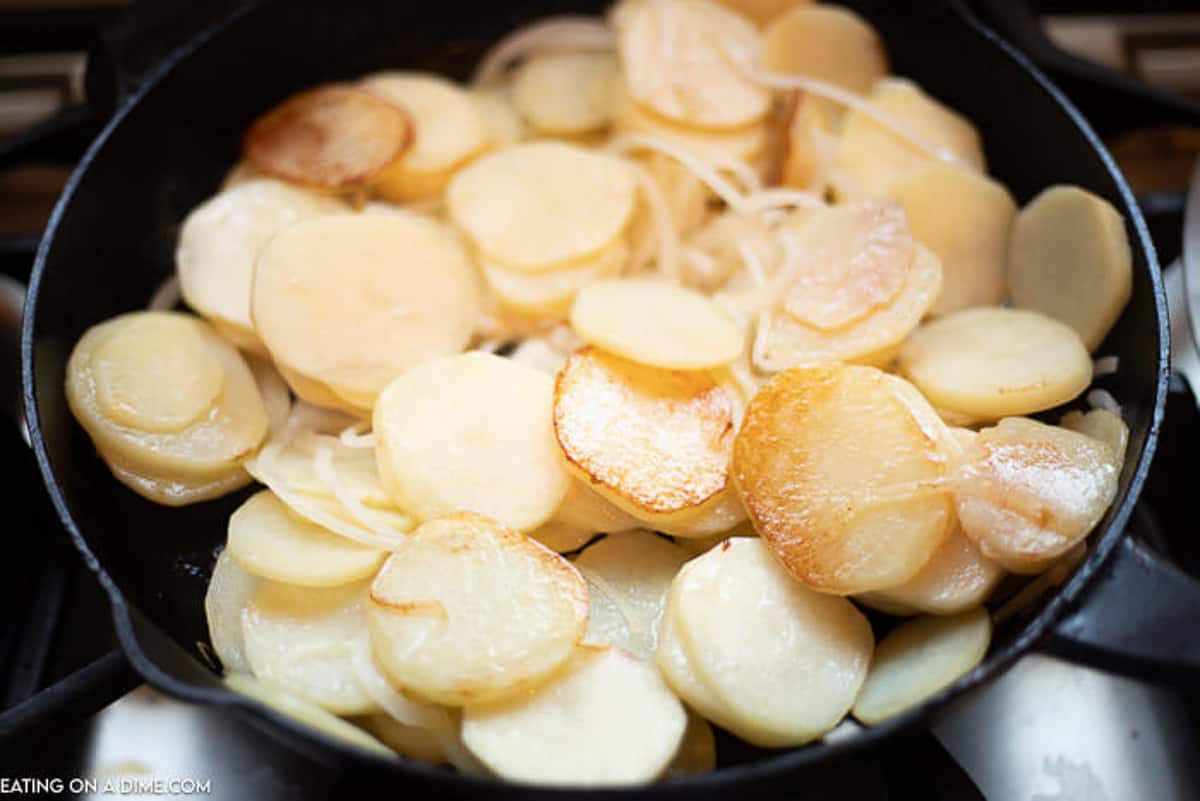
(472, 17), (615, 87)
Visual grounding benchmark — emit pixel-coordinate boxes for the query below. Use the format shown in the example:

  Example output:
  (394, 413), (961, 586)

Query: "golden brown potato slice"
(612, 0), (769, 130)
(853, 608), (990, 725)
(484, 238), (627, 318)
(243, 83), (412, 191)
(886, 162), (1016, 316)
(366, 514), (587, 706)
(1009, 185), (1132, 350)
(897, 307), (1092, 421)
(205, 549), (259, 674)
(763, 5), (888, 102)
(362, 73), (491, 202)
(252, 213), (479, 404)
(715, 0), (810, 26)
(554, 347), (737, 522)
(1061, 408), (1129, 466)
(953, 417), (1120, 574)
(733, 364), (955, 594)
(833, 78), (985, 200)
(512, 52), (619, 135)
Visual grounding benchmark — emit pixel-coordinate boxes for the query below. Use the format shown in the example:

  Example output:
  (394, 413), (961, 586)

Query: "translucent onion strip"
(628, 161), (680, 281)
(313, 440), (409, 545)
(609, 134), (749, 213)
(1092, 355), (1119, 378)
(148, 275), (182, 311)
(1087, 388), (1121, 415)
(472, 17), (614, 86)
(339, 421), (376, 449)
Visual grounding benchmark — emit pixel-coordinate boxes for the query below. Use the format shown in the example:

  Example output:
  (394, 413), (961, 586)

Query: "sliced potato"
(898, 307), (1092, 420)
(367, 514), (587, 706)
(570, 279), (744, 369)
(953, 417), (1120, 574)
(205, 549), (260, 674)
(447, 141), (636, 272)
(554, 347), (736, 521)
(471, 88), (525, 148)
(227, 490), (387, 588)
(363, 73), (491, 201)
(484, 238), (628, 318)
(663, 712), (717, 778)
(1061, 408), (1129, 466)
(612, 0), (769, 130)
(275, 362), (368, 416)
(733, 364), (955, 594)
(242, 578), (376, 715)
(763, 5), (887, 100)
(641, 486), (748, 539)
(886, 162), (1016, 316)
(252, 213), (479, 403)
(513, 52), (619, 135)
(833, 78), (985, 200)
(177, 180), (343, 342)
(852, 608), (990, 725)
(363, 713), (448, 765)
(715, 0), (810, 26)
(102, 451), (252, 507)
(243, 83), (412, 191)
(857, 524), (1004, 616)
(1009, 185), (1132, 350)
(246, 355), (291, 437)
(778, 92), (836, 193)
(554, 478), (644, 534)
(673, 538), (873, 746)
(655, 585), (742, 727)
(609, 83), (767, 164)
(529, 520), (596, 554)
(374, 352), (570, 531)
(461, 645), (686, 786)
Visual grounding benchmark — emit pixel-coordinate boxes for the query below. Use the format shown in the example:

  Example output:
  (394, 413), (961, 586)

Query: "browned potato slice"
(243, 84), (412, 191)
(554, 347), (737, 521)
(953, 417), (1120, 574)
(887, 162), (1016, 316)
(367, 514), (587, 706)
(897, 307), (1092, 420)
(763, 5), (888, 99)
(1060, 408), (1129, 466)
(733, 364), (955, 594)
(833, 79), (985, 200)
(512, 52), (619, 135)
(1009, 185), (1132, 350)
(716, 0), (810, 26)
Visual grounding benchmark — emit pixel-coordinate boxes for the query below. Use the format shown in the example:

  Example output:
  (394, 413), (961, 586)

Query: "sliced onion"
(1087, 388), (1121, 415)
(1092, 355), (1119, 378)
(313, 440), (410, 545)
(148, 275), (182, 311)
(610, 134), (749, 212)
(338, 421), (376, 449)
(472, 17), (614, 86)
(627, 160), (680, 281)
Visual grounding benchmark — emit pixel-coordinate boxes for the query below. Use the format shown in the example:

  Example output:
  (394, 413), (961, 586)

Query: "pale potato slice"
(102, 450), (253, 507)
(554, 347), (736, 522)
(227, 491), (387, 588)
(1061, 408), (1129, 466)
(574, 531), (690, 659)
(484, 239), (628, 318)
(252, 213), (479, 402)
(664, 711), (717, 778)
(246, 355), (291, 437)
(852, 608), (990, 725)
(639, 486), (749, 539)
(462, 645), (685, 785)
(887, 162), (1016, 316)
(374, 352), (570, 531)
(363, 73), (490, 201)
(763, 5), (888, 98)
(177, 180), (343, 341)
(610, 83), (767, 164)
(243, 83), (412, 191)
(66, 312), (269, 478)
(953, 417), (1120, 574)
(245, 429), (398, 513)
(754, 243), (942, 370)
(367, 514), (588, 705)
(205, 549), (259, 674)
(224, 673), (392, 757)
(655, 585), (743, 727)
(363, 713), (447, 765)
(447, 142), (636, 272)
(513, 52), (619, 135)
(673, 538), (873, 746)
(570, 279), (744, 369)
(529, 521), (596, 554)
(554, 478), (644, 534)
(613, 0), (768, 130)
(242, 578), (376, 715)
(857, 524), (1004, 616)
(716, 0), (811, 26)
(275, 362), (367, 416)
(898, 307), (1092, 420)
(1009, 185), (1132, 350)
(471, 88), (525, 148)
(778, 93), (836, 193)
(833, 78), (985, 200)
(733, 364), (955, 594)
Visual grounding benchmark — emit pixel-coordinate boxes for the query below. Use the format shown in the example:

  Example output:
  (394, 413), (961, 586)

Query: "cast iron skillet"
(16, 0), (1200, 797)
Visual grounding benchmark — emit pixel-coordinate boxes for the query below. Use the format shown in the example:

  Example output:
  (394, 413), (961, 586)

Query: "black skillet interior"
(23, 0), (1165, 796)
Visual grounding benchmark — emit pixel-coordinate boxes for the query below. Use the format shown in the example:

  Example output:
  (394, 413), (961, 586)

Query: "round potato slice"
(887, 162), (1016, 316)
(484, 238), (628, 318)
(610, 84), (767, 164)
(1061, 408), (1129, 466)
(227, 491), (387, 588)
(529, 520), (596, 554)
(205, 549), (260, 674)
(898, 307), (1092, 420)
(274, 362), (367, 416)
(247, 355), (292, 437)
(833, 78), (985, 200)
(733, 364), (955, 594)
(554, 347), (736, 522)
(673, 538), (873, 746)
(374, 352), (570, 531)
(242, 578), (376, 715)
(763, 5), (887, 98)
(777, 93), (836, 193)
(461, 645), (686, 786)
(252, 213), (479, 403)
(583, 576), (636, 652)
(513, 52), (619, 135)
(1009, 185), (1132, 350)
(663, 711), (717, 778)
(243, 83), (412, 191)
(447, 141), (636, 272)
(102, 450), (252, 507)
(367, 514), (588, 706)
(654, 585), (742, 728)
(363, 73), (491, 202)
(953, 417), (1120, 574)
(857, 525), (1004, 616)
(554, 478), (644, 534)
(471, 88), (526, 148)
(570, 279), (744, 369)
(852, 608), (991, 725)
(177, 180), (343, 342)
